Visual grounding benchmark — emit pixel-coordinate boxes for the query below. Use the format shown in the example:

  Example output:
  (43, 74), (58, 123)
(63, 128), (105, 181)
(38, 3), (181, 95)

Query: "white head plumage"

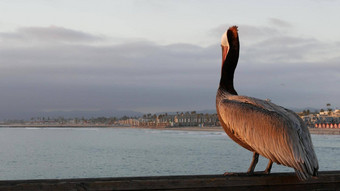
(221, 30), (229, 47)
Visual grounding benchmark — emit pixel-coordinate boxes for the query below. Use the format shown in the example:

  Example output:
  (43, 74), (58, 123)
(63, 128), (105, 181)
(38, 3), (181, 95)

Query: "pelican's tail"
(295, 164), (319, 181)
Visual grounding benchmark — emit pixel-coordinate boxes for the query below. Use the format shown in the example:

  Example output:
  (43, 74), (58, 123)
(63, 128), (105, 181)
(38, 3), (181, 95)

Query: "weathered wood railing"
(0, 171), (339, 191)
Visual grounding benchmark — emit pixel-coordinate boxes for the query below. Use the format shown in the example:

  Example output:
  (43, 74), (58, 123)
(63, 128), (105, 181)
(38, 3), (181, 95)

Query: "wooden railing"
(0, 171), (339, 190)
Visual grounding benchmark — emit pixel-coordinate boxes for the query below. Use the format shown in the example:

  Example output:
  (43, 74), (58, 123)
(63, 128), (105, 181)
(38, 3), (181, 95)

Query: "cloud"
(242, 36), (321, 63)
(0, 35), (220, 117)
(235, 31), (340, 109)
(0, 25), (339, 119)
(0, 26), (104, 45)
(209, 23), (281, 46)
(268, 18), (292, 28)
(210, 18), (294, 45)
(209, 21), (339, 108)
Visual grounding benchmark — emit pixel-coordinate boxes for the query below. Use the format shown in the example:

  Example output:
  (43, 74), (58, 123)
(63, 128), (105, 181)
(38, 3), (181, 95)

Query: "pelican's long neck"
(219, 27), (239, 95)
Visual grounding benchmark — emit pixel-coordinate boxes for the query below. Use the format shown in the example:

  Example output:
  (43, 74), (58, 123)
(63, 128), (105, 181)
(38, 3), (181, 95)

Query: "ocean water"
(0, 127), (338, 180)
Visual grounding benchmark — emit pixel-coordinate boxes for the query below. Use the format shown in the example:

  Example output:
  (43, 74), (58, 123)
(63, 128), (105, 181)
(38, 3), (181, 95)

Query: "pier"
(0, 171), (339, 191)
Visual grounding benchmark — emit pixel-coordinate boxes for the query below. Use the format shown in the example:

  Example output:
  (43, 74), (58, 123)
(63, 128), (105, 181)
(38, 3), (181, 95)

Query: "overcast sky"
(0, 0), (339, 119)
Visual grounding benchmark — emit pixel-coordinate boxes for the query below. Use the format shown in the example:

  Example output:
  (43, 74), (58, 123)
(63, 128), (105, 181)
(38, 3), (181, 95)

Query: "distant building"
(158, 112), (219, 127)
(117, 118), (140, 126)
(301, 110), (340, 128)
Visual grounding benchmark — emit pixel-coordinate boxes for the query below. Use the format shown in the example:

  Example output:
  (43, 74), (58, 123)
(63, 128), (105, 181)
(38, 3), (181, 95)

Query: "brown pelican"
(216, 26), (319, 180)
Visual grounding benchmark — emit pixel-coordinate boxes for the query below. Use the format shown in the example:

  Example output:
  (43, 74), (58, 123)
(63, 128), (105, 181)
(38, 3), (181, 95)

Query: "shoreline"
(134, 126), (224, 132)
(0, 124), (224, 132)
(135, 126), (340, 135)
(1, 124), (339, 134)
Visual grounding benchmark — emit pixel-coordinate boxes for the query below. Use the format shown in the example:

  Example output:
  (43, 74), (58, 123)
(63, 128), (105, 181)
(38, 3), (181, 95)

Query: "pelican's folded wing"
(218, 97), (318, 180)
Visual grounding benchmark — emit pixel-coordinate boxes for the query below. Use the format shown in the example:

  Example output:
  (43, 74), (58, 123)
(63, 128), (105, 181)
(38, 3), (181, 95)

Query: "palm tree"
(326, 103), (333, 115)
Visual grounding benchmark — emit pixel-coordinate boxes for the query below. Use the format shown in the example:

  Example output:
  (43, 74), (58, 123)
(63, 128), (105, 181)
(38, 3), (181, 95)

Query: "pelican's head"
(221, 26), (238, 63)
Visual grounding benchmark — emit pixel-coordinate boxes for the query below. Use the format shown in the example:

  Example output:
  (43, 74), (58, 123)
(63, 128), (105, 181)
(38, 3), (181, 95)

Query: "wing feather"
(218, 96), (318, 179)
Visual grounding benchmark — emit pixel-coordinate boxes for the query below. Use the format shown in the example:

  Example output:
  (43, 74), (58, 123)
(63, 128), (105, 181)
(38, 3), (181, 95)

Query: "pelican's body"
(216, 26), (318, 180)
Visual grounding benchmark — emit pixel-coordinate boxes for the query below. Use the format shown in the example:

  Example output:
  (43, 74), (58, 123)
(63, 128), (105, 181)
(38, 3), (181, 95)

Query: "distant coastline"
(0, 124), (339, 135)
(308, 128), (340, 135)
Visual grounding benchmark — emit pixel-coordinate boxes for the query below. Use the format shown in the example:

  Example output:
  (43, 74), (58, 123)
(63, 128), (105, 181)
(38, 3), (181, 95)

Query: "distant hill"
(154, 109), (217, 115)
(288, 107), (320, 113)
(153, 107), (322, 116)
(0, 109), (143, 121)
(1, 107), (322, 121)
(39, 110), (144, 119)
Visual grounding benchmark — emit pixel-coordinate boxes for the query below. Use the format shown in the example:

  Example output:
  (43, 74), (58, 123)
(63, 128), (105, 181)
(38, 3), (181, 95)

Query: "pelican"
(216, 26), (319, 180)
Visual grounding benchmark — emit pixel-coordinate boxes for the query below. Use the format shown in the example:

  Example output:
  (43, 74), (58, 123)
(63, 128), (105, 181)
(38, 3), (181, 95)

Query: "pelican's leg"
(247, 152), (259, 174)
(264, 160), (273, 174)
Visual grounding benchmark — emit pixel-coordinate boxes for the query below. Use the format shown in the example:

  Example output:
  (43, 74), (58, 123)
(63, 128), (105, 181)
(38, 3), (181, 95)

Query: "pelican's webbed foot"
(223, 172), (245, 176)
(224, 153), (273, 176)
(223, 172), (234, 176)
